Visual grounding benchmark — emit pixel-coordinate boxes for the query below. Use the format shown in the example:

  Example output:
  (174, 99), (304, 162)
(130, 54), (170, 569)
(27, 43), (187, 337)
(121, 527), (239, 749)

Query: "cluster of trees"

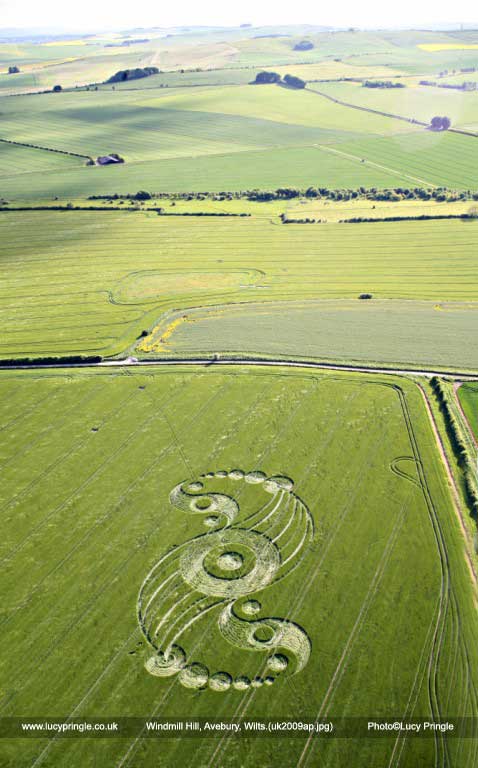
(421, 79), (477, 91)
(7, 65), (20, 74)
(253, 71), (281, 84)
(362, 80), (405, 89)
(430, 115), (451, 131)
(106, 67), (159, 83)
(283, 74), (306, 89)
(431, 377), (478, 518)
(293, 40), (314, 51)
(105, 38), (150, 47)
(280, 213), (319, 223)
(88, 187), (478, 204)
(245, 186), (478, 203)
(253, 71), (306, 89)
(438, 67), (476, 77)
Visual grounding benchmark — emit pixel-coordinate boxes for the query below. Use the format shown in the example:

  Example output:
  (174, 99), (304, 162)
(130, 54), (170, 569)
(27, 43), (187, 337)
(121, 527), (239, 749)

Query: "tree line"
(87, 187), (478, 204)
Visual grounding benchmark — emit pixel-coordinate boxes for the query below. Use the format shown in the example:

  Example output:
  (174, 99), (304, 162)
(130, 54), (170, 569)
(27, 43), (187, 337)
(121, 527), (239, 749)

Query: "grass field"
(1, 212), (477, 361)
(457, 383), (478, 442)
(0, 365), (477, 768)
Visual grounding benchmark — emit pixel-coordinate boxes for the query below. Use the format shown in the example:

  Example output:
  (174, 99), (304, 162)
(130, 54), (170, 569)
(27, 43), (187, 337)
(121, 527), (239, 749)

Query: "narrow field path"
(2, 356), (478, 380)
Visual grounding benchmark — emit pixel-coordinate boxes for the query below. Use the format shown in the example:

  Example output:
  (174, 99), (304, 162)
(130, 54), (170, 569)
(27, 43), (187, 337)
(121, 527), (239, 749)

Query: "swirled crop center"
(180, 529), (281, 597)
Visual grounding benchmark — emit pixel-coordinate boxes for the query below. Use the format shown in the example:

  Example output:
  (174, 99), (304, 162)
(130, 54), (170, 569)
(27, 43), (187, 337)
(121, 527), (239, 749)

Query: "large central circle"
(204, 542), (255, 581)
(180, 529), (280, 597)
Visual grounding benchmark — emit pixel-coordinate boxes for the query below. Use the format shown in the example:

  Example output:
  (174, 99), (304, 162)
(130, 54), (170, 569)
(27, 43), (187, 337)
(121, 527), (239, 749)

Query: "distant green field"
(1, 79), (478, 197)
(137, 299), (478, 371)
(458, 383), (478, 441)
(149, 83), (416, 133)
(0, 83), (409, 159)
(0, 84), (401, 197)
(0, 212), (477, 360)
(315, 81), (478, 133)
(0, 366), (476, 768)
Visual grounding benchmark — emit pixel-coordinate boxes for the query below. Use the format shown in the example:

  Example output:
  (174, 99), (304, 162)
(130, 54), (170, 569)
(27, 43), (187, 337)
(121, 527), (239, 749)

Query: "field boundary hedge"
(0, 355), (102, 366)
(281, 213), (477, 224)
(0, 206), (250, 216)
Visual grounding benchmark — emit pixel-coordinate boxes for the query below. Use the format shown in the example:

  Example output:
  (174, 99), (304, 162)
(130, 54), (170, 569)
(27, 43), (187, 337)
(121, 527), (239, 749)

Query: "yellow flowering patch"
(137, 315), (188, 354)
(418, 43), (478, 51)
(41, 40), (88, 47)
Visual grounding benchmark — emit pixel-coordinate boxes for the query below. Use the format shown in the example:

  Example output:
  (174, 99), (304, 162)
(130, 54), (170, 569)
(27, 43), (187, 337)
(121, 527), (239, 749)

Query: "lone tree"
(52, 84), (62, 92)
(430, 115), (451, 130)
(253, 71), (281, 84)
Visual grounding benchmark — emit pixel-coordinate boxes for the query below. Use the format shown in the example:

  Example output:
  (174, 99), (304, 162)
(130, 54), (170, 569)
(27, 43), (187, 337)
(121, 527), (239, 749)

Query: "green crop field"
(0, 212), (477, 364)
(0, 366), (477, 768)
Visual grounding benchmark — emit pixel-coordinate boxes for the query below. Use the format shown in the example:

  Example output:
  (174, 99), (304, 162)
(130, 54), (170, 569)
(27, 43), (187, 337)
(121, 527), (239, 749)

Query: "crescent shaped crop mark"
(390, 456), (421, 487)
(138, 469), (314, 691)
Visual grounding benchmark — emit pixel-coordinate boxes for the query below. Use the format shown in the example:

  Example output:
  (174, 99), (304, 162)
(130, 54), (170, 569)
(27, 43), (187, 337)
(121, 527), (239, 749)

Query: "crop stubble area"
(0, 366), (477, 768)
